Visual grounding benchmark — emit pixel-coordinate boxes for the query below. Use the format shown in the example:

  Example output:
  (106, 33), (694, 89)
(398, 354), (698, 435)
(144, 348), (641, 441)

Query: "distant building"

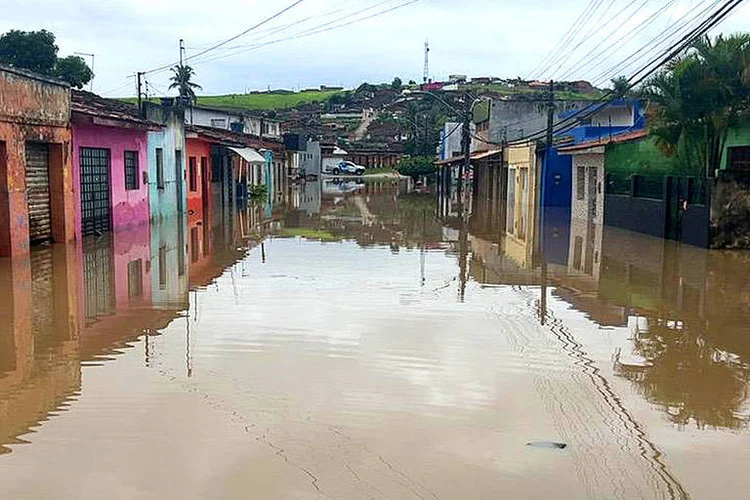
(448, 74), (467, 83)
(471, 77), (492, 85)
(346, 149), (403, 169)
(185, 105), (281, 140)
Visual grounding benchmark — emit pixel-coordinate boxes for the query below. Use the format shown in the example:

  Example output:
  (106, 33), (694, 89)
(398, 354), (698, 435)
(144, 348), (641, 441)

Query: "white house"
(185, 105), (281, 139)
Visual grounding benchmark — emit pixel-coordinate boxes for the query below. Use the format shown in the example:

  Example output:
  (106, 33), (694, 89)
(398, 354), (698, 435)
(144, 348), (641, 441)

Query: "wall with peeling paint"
(0, 66), (75, 258)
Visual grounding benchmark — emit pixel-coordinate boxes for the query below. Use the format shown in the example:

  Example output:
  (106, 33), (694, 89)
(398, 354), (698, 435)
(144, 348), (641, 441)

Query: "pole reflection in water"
(2, 177), (750, 498)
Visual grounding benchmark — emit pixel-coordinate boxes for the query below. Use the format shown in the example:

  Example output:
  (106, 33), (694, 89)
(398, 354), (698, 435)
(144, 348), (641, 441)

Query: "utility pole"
(423, 39), (430, 84)
(179, 39), (185, 66)
(538, 79), (555, 326)
(137, 71), (144, 114)
(458, 114), (471, 209)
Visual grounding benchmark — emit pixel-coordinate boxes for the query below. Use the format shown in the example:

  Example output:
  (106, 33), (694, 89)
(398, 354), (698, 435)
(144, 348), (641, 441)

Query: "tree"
(0, 29), (58, 74)
(169, 64), (202, 104)
(391, 77), (403, 91)
(642, 34), (750, 177)
(396, 156), (437, 180)
(54, 55), (93, 89)
(610, 76), (630, 98)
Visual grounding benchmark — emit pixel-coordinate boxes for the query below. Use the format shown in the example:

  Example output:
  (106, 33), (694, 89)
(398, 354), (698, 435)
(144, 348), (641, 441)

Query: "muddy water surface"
(1, 180), (750, 499)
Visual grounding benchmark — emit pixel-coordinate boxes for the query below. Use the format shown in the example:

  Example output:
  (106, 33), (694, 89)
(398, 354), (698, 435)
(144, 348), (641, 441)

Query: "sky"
(2, 0), (750, 97)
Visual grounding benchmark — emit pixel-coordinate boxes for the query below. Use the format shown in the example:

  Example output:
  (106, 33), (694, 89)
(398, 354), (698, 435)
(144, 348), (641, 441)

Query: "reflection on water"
(2, 177), (750, 497)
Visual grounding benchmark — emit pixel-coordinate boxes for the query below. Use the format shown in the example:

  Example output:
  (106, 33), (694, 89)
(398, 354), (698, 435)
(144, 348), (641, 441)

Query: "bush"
(249, 184), (267, 203)
(396, 156), (437, 180)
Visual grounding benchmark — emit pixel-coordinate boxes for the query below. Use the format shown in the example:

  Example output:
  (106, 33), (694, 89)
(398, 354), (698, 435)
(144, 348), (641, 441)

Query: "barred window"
(124, 151), (139, 190)
(729, 146), (750, 170)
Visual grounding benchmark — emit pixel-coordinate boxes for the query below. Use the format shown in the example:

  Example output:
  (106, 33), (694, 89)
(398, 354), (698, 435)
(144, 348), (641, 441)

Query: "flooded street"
(2, 179), (750, 499)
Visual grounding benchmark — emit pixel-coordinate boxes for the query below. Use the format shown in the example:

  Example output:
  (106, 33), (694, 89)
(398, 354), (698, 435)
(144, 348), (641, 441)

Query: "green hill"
(122, 89), (346, 111)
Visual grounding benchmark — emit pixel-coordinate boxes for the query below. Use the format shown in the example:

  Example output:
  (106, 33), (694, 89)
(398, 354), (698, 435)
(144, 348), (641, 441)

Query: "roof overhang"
(228, 147), (266, 164)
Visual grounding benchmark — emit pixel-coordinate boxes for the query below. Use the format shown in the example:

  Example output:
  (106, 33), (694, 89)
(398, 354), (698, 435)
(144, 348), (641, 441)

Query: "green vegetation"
(169, 64), (201, 105)
(279, 228), (340, 241)
(642, 33), (750, 176)
(198, 89), (345, 110)
(248, 184), (267, 203)
(396, 156), (437, 180)
(0, 29), (93, 88)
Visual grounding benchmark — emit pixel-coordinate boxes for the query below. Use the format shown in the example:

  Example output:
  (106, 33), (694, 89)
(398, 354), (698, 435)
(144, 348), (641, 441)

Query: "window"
(156, 148), (164, 189)
(189, 157), (197, 192)
(201, 156), (208, 183)
(127, 259), (143, 300)
(577, 166), (586, 200)
(210, 118), (227, 128)
(729, 146), (750, 170)
(124, 151), (139, 190)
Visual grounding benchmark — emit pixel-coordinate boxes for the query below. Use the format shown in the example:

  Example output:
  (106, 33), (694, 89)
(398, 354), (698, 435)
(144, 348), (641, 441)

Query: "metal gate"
(80, 147), (112, 236)
(25, 142), (52, 243)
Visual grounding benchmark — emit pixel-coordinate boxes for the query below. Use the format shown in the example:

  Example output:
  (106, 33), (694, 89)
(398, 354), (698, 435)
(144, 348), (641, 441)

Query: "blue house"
(539, 99), (646, 265)
(144, 101), (188, 220)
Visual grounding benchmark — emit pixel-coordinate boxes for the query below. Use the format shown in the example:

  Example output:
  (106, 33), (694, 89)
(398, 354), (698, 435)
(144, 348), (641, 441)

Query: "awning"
(228, 147), (266, 164)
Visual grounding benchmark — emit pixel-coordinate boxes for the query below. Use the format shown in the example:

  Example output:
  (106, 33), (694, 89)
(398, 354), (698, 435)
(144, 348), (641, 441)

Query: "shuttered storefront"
(80, 147), (112, 236)
(25, 142), (52, 243)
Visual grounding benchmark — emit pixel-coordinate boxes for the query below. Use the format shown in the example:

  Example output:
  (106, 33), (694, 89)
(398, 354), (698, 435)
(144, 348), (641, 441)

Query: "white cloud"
(1, 0), (749, 96)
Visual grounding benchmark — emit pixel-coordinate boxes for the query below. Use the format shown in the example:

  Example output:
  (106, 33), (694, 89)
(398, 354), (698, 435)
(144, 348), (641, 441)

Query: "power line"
(143, 0), (306, 75)
(556, 0), (680, 81)
(505, 0), (745, 146)
(189, 0), (422, 69)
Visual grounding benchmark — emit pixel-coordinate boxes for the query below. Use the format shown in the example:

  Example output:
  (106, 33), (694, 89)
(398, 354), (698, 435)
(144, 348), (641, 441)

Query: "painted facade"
(0, 65), (75, 258)
(504, 141), (538, 268)
(71, 91), (157, 240)
(186, 137), (213, 221)
(144, 102), (187, 220)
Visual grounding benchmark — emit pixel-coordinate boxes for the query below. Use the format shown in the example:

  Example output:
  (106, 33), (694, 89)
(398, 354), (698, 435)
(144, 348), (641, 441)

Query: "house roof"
(435, 149), (502, 165)
(71, 90), (160, 130)
(186, 124), (284, 152)
(191, 104), (281, 123)
(557, 129), (648, 153)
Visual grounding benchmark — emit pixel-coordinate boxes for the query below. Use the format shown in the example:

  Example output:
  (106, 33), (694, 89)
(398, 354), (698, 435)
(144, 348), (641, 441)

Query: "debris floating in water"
(527, 441), (567, 449)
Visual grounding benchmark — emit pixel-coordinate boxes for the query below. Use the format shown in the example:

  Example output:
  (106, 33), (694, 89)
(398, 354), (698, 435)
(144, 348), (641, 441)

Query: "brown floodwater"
(1, 179), (750, 499)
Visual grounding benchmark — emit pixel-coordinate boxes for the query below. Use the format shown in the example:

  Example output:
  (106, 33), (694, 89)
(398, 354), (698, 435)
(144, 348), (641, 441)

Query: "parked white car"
(324, 161), (366, 176)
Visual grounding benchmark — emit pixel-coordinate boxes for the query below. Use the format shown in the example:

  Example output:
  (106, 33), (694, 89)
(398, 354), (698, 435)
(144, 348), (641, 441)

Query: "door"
(25, 142), (52, 243)
(175, 150), (184, 214)
(80, 147), (112, 236)
(201, 157), (209, 217)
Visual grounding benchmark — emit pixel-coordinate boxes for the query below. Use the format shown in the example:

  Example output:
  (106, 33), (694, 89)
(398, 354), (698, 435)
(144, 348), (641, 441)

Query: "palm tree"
(610, 76), (630, 98)
(168, 64), (202, 105)
(642, 34), (750, 177)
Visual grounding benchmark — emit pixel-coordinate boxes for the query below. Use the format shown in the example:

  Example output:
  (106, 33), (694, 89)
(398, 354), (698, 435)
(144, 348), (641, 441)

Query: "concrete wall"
(0, 67), (75, 258)
(486, 100), (598, 144)
(71, 123), (150, 238)
(145, 104), (186, 220)
(440, 122), (464, 160)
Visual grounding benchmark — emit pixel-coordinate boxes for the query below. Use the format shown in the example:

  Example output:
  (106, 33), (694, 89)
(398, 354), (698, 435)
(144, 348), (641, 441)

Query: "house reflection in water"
(445, 160), (750, 430)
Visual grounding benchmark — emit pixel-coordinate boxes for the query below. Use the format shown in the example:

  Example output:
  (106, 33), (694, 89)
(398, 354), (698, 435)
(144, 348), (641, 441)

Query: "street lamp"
(74, 52), (95, 92)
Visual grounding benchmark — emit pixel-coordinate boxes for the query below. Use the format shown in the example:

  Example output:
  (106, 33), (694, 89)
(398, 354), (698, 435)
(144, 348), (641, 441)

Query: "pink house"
(71, 91), (159, 240)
